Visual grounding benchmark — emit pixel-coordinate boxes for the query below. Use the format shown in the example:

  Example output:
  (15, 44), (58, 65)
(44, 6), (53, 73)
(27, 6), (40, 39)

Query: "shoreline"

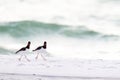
(0, 72), (120, 80)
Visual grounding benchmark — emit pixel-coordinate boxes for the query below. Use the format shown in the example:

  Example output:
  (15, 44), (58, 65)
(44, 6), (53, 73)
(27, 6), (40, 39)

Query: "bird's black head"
(43, 41), (47, 49)
(44, 41), (47, 45)
(26, 41), (31, 49)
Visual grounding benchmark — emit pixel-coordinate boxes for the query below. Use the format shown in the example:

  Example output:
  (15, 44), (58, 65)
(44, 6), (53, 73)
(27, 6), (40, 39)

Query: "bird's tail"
(32, 50), (36, 52)
(15, 51), (19, 54)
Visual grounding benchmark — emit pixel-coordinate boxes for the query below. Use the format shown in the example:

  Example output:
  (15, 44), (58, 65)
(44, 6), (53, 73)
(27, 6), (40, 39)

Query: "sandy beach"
(0, 54), (120, 80)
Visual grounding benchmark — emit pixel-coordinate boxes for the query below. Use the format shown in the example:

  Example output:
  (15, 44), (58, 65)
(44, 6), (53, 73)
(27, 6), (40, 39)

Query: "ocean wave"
(0, 21), (65, 37)
(0, 47), (13, 54)
(0, 21), (118, 39)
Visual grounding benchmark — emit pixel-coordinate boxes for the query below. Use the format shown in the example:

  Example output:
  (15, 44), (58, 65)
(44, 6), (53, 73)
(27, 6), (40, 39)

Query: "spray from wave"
(0, 0), (120, 36)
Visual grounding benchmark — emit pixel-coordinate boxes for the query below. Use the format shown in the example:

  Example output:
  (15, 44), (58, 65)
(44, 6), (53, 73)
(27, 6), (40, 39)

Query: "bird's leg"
(19, 55), (23, 61)
(35, 53), (39, 60)
(41, 54), (46, 61)
(24, 55), (30, 62)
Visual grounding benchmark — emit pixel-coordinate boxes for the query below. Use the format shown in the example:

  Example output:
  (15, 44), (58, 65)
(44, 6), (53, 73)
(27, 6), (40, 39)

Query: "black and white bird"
(33, 41), (47, 60)
(15, 41), (31, 61)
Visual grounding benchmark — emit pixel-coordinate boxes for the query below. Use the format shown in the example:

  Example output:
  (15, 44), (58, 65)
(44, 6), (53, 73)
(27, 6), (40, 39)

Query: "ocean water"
(0, 0), (120, 60)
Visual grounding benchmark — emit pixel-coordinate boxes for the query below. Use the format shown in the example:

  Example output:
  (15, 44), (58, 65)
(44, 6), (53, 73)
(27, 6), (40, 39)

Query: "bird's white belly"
(37, 48), (46, 54)
(19, 49), (29, 56)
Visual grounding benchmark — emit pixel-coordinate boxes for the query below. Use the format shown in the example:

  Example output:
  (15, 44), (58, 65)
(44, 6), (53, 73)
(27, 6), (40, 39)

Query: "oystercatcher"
(15, 41), (31, 61)
(33, 41), (47, 60)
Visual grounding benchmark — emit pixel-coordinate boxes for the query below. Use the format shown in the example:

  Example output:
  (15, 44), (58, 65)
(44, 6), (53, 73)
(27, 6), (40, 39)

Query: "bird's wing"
(15, 47), (26, 54)
(33, 46), (42, 51)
